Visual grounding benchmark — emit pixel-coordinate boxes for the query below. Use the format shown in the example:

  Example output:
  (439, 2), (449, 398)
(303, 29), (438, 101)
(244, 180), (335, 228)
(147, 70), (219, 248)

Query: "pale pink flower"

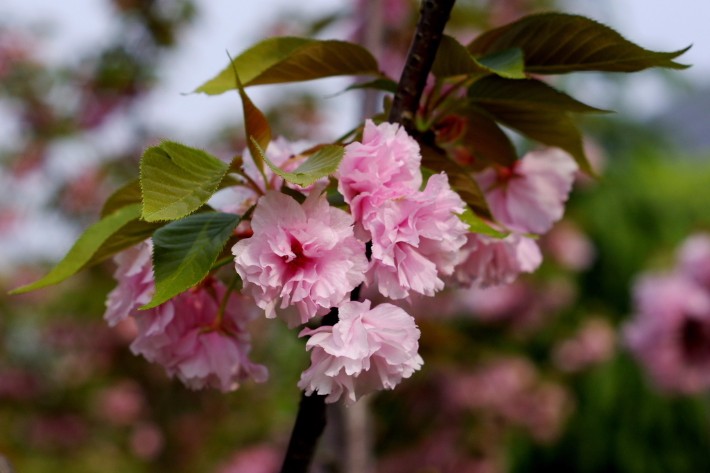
(93, 380), (145, 426)
(216, 445), (280, 473)
(366, 173), (469, 299)
(454, 281), (531, 322)
(454, 233), (542, 288)
(337, 119), (422, 225)
(678, 233), (710, 290)
(298, 300), (423, 404)
(130, 279), (268, 392)
(129, 422), (164, 460)
(233, 190), (367, 327)
(553, 318), (616, 373)
(542, 221), (596, 271)
(447, 357), (572, 443)
(624, 273), (710, 394)
(476, 148), (578, 234)
(104, 240), (154, 326)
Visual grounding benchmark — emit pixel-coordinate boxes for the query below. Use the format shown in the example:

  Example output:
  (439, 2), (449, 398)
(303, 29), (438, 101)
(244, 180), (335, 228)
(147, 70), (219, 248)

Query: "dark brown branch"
(280, 2), (455, 471)
(388, 0), (457, 131)
(278, 300), (352, 473)
(279, 390), (329, 473)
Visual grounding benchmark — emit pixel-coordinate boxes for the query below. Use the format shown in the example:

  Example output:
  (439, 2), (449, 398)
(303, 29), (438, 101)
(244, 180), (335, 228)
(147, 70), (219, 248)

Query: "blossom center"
(680, 317), (710, 366)
(284, 236), (311, 270)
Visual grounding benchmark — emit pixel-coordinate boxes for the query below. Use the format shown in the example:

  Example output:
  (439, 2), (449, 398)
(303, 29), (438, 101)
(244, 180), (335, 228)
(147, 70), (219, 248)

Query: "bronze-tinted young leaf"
(140, 141), (229, 222)
(432, 35), (488, 77)
(457, 107), (518, 166)
(478, 104), (590, 173)
(420, 142), (491, 218)
(141, 212), (242, 309)
(101, 179), (142, 217)
(468, 13), (689, 73)
(433, 35), (525, 79)
(195, 37), (380, 95)
(9, 204), (142, 294)
(232, 67), (271, 176)
(469, 76), (609, 113)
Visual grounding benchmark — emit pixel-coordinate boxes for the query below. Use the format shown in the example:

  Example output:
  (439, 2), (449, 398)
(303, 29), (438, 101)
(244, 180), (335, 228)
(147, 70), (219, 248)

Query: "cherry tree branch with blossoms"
(7, 1), (690, 472)
(280, 2), (456, 470)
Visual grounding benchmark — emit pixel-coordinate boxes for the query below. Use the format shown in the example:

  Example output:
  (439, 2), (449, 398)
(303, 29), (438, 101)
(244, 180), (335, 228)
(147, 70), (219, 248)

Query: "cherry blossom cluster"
(104, 241), (268, 392)
(103, 120), (579, 403)
(624, 233), (710, 393)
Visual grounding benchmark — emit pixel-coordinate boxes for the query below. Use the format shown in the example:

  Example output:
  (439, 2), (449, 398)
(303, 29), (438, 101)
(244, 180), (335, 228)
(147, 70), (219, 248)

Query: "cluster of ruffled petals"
(338, 120), (468, 299)
(130, 280), (268, 392)
(298, 300), (423, 404)
(104, 241), (267, 392)
(367, 174), (469, 298)
(232, 190), (368, 327)
(104, 240), (155, 327)
(475, 148), (578, 235)
(453, 233), (542, 288)
(337, 119), (422, 226)
(624, 272), (710, 393)
(447, 148), (576, 288)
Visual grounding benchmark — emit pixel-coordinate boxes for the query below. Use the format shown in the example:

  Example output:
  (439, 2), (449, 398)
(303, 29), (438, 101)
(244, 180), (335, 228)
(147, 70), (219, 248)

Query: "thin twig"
(388, 0), (457, 131)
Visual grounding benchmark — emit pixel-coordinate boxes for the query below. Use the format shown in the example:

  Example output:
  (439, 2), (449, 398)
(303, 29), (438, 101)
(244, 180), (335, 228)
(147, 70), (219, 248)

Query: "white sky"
(2, 0), (707, 138)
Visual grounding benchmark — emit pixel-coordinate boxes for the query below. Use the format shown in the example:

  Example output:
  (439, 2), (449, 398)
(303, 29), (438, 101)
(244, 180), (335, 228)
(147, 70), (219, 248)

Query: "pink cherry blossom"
(130, 278), (268, 392)
(337, 119), (422, 225)
(298, 300), (423, 404)
(624, 273), (710, 394)
(454, 233), (542, 288)
(542, 221), (596, 271)
(475, 148), (578, 234)
(232, 190), (368, 327)
(677, 233), (710, 290)
(552, 318), (616, 373)
(104, 240), (154, 327)
(366, 173), (469, 299)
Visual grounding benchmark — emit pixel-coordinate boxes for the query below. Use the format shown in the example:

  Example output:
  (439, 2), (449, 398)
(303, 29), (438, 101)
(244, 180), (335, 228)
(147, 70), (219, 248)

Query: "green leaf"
(420, 142), (491, 218)
(195, 37), (380, 95)
(256, 140), (344, 187)
(87, 219), (163, 267)
(142, 212), (241, 309)
(468, 13), (689, 73)
(140, 141), (229, 222)
(477, 105), (590, 173)
(9, 204), (142, 294)
(477, 48), (526, 79)
(433, 36), (525, 79)
(468, 76), (609, 113)
(102, 179), (142, 217)
(459, 206), (508, 238)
